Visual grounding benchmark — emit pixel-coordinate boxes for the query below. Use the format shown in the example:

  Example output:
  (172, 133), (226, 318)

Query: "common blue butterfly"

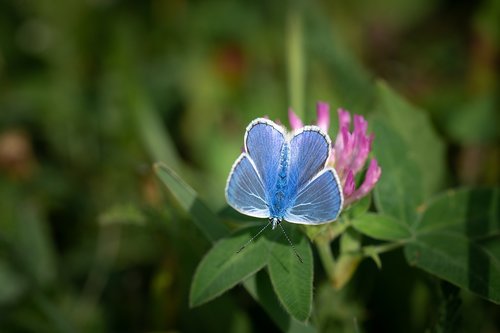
(226, 118), (343, 231)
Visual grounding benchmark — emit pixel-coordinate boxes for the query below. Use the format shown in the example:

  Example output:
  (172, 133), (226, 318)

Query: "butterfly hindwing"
(225, 153), (269, 218)
(285, 168), (343, 224)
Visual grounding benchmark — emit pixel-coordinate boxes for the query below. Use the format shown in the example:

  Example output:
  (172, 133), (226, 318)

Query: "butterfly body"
(226, 118), (343, 227)
(270, 142), (290, 221)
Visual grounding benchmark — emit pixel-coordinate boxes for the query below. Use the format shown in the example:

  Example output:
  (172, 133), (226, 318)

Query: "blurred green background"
(0, 0), (498, 332)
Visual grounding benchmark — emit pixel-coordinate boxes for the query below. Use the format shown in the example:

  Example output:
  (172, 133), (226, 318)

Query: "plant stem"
(287, 8), (305, 117)
(316, 238), (335, 281)
(361, 240), (405, 257)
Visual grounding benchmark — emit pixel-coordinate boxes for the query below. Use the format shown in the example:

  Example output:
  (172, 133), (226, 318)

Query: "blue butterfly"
(226, 118), (343, 231)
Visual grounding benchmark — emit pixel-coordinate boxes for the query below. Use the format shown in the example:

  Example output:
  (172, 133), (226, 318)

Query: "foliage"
(0, 0), (499, 332)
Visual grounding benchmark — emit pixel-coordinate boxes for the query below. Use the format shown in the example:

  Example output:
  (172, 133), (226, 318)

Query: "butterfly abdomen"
(270, 142), (290, 218)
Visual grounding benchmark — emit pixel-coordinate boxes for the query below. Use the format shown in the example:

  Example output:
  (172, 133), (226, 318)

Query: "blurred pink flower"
(316, 102), (330, 133)
(288, 108), (303, 130)
(288, 102), (381, 207)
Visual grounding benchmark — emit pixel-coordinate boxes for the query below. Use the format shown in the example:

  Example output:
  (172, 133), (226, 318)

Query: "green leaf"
(375, 81), (445, 197)
(352, 213), (412, 241)
(406, 233), (500, 304)
(345, 194), (371, 219)
(308, 7), (374, 112)
(244, 271), (316, 333)
(131, 88), (182, 171)
(415, 188), (500, 237)
(405, 188), (500, 304)
(191, 224), (315, 323)
(268, 226), (313, 322)
(190, 226), (269, 307)
(371, 119), (424, 226)
(155, 164), (317, 328)
(154, 163), (229, 242)
(368, 252), (382, 269)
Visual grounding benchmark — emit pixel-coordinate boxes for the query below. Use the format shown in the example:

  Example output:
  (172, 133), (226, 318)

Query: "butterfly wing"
(284, 168), (343, 224)
(225, 153), (269, 218)
(244, 118), (286, 196)
(287, 126), (331, 197)
(284, 126), (343, 224)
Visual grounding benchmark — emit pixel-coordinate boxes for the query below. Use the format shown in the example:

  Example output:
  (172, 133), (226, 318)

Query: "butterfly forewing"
(284, 127), (343, 224)
(244, 119), (286, 196)
(225, 153), (269, 218)
(287, 127), (331, 196)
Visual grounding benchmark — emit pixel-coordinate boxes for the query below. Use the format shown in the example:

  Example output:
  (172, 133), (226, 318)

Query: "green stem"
(362, 240), (405, 257)
(287, 8), (305, 117)
(329, 220), (350, 241)
(315, 238), (335, 281)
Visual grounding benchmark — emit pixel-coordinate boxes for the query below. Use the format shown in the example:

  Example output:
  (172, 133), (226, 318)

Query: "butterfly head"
(270, 217), (282, 230)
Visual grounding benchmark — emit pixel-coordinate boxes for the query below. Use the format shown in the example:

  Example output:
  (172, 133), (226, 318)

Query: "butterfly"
(225, 118), (343, 232)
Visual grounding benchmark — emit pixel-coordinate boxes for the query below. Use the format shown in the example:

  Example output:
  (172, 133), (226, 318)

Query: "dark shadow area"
(466, 189), (494, 300)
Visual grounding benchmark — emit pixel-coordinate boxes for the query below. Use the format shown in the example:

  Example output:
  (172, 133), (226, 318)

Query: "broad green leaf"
(154, 163), (228, 242)
(190, 226), (269, 307)
(405, 233), (500, 304)
(131, 88), (182, 171)
(155, 164), (316, 328)
(308, 6), (374, 112)
(415, 188), (500, 237)
(345, 194), (371, 219)
(376, 81), (445, 197)
(268, 226), (313, 322)
(352, 213), (412, 241)
(405, 188), (500, 304)
(244, 271), (316, 333)
(371, 119), (424, 226)
(191, 223), (316, 323)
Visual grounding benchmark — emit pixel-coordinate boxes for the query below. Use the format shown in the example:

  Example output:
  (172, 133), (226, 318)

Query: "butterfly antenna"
(236, 220), (272, 254)
(278, 223), (303, 263)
